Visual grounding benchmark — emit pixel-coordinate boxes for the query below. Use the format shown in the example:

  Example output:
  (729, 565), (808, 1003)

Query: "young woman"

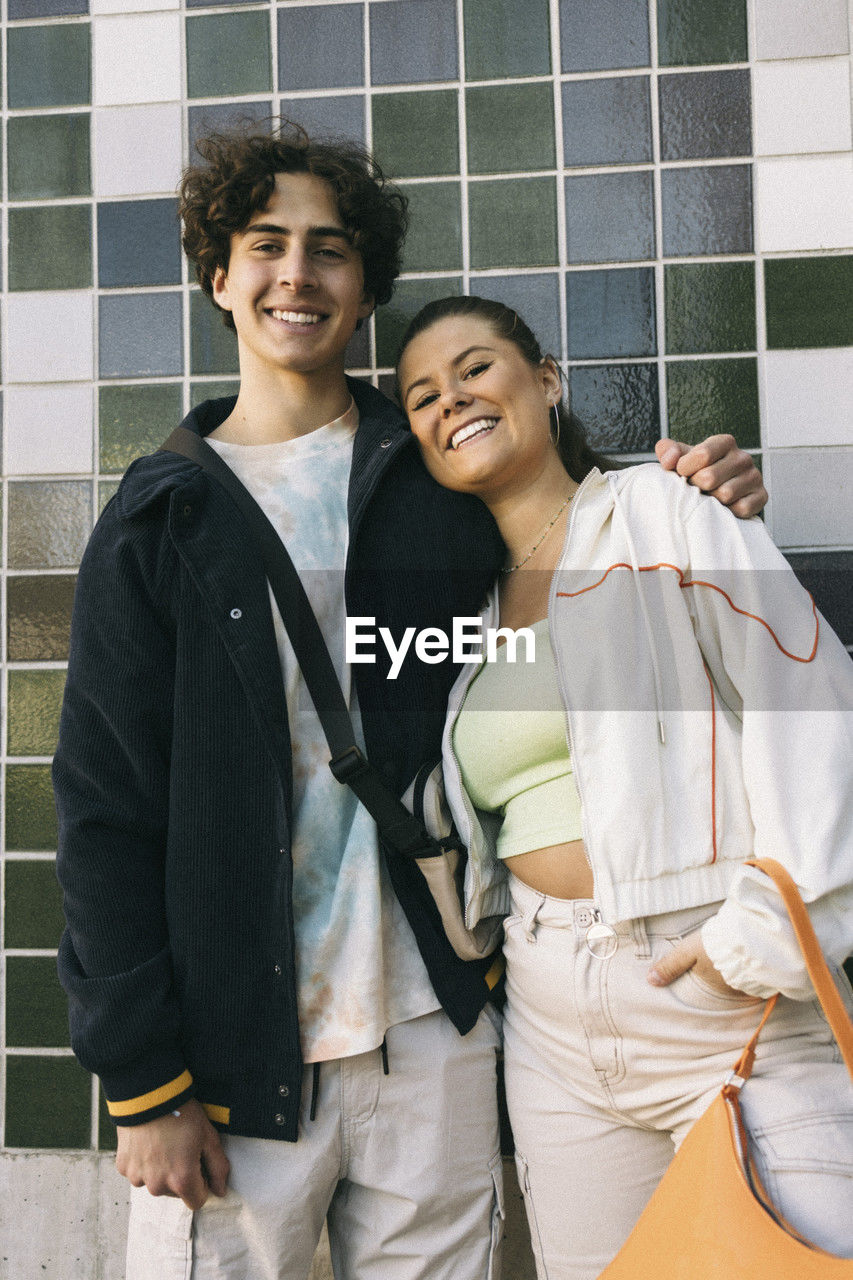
(396, 295), (853, 1280)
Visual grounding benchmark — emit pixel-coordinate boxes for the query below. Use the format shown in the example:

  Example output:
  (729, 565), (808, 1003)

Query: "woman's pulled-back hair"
(397, 295), (615, 482)
(180, 121), (409, 330)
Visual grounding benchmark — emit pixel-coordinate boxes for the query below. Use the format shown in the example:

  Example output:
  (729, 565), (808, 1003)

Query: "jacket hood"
(115, 376), (410, 521)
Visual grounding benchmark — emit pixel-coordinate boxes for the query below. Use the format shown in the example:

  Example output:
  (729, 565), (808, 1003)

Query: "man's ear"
(358, 292), (375, 322)
(212, 265), (232, 312)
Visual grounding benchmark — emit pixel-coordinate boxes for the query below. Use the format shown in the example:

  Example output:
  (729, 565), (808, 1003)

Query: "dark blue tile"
(568, 363), (660, 451)
(661, 165), (753, 257)
(785, 551), (853, 648)
(659, 70), (751, 161)
(188, 104), (273, 157)
(562, 76), (652, 167)
(560, 0), (649, 71)
(99, 294), (183, 379)
(565, 171), (655, 264)
(9, 0), (86, 14)
(278, 5), (363, 91)
(97, 199), (181, 288)
(345, 320), (371, 371)
(468, 274), (562, 356)
(370, 0), (458, 85)
(279, 96), (366, 146)
(566, 267), (656, 359)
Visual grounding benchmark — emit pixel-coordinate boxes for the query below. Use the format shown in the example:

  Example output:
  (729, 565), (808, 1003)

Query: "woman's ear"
(541, 355), (563, 406)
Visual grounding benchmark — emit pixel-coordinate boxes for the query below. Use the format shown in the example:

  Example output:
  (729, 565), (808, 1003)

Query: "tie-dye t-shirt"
(208, 402), (439, 1061)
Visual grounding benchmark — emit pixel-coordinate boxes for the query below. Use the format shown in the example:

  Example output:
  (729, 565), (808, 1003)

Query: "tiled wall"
(1, 0), (851, 1257)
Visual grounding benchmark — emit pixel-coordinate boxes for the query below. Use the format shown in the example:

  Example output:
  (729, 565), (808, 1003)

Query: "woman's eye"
(464, 361), (491, 379)
(412, 392), (438, 411)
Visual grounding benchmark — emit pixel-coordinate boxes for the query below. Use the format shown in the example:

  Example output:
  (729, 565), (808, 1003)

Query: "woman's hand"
(655, 436), (767, 518)
(647, 929), (748, 998)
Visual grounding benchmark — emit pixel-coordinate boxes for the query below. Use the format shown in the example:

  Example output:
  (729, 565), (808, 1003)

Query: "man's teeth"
(450, 419), (497, 449)
(270, 310), (323, 324)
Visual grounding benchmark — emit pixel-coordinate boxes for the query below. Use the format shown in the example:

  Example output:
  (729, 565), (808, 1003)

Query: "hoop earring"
(550, 402), (561, 448)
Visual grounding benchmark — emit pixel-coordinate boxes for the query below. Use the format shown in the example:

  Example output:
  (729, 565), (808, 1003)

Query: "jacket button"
(273, 964), (282, 976)
(230, 608), (242, 620)
(274, 1113), (286, 1125)
(379, 438), (392, 449)
(278, 1084), (290, 1097)
(182, 504), (193, 518)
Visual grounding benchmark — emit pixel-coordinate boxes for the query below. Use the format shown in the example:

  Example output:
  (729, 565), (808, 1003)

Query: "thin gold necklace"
(501, 494), (572, 574)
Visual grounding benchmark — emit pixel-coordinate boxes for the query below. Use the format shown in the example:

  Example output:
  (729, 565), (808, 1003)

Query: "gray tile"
(560, 0), (650, 71)
(97, 199), (181, 288)
(468, 274), (562, 358)
(190, 291), (239, 377)
(370, 0), (458, 85)
(7, 23), (91, 108)
(278, 5), (363, 91)
(661, 164), (753, 256)
(345, 321), (371, 371)
(659, 70), (751, 161)
(186, 0), (256, 6)
(566, 268), (656, 359)
(464, 0), (551, 79)
(565, 171), (655, 264)
(562, 77), (652, 167)
(188, 104), (273, 157)
(279, 96), (366, 147)
(568, 363), (660, 451)
(9, 0), (87, 15)
(99, 293), (183, 379)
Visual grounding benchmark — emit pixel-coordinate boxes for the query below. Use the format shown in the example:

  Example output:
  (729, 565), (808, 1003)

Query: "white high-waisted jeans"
(502, 874), (853, 1280)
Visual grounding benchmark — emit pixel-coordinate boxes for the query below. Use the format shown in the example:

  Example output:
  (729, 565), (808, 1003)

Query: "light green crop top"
(452, 620), (584, 860)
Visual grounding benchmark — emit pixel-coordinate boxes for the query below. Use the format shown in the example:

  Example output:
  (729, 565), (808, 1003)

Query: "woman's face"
(397, 315), (562, 499)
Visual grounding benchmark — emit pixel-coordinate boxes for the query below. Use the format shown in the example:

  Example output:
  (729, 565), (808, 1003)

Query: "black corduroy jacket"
(54, 377), (504, 1141)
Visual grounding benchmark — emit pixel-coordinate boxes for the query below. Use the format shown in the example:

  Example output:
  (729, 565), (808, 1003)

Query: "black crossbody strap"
(161, 426), (441, 860)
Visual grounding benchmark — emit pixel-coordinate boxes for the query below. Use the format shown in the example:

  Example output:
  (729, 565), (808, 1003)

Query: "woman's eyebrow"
(403, 345), (496, 401)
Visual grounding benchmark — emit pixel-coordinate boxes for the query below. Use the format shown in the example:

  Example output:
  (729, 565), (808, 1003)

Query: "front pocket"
(486, 1153), (506, 1280)
(515, 1151), (549, 1279)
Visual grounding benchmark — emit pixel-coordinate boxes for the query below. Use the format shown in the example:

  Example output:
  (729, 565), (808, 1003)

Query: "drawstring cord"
(380, 1037), (389, 1075)
(309, 1062), (320, 1121)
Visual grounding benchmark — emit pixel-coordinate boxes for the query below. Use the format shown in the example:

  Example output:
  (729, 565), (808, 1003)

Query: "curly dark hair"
(396, 295), (617, 483)
(180, 122), (409, 331)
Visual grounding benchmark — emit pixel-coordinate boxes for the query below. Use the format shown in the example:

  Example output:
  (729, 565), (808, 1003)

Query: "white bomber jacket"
(441, 465), (853, 1000)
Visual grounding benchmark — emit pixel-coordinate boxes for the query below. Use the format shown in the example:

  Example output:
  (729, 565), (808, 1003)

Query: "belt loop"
(631, 916), (651, 960)
(522, 892), (545, 943)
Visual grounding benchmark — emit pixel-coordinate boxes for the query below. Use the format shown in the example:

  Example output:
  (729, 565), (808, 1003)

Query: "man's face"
(213, 171), (373, 383)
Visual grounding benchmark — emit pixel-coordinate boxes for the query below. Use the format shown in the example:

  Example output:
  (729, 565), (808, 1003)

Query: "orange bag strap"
(729, 858), (853, 1085)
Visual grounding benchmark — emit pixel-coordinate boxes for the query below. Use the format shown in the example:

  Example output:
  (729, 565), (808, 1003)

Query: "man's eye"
(253, 241), (279, 253)
(316, 246), (346, 259)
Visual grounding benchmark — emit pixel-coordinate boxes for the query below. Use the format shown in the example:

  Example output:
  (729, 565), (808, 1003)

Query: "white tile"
(92, 13), (182, 106)
(763, 348), (853, 448)
(765, 447), (853, 547)
(7, 293), (95, 384)
(754, 0), (849, 59)
(5, 384), (94, 475)
(92, 0), (178, 12)
(753, 59), (853, 157)
(756, 155), (853, 253)
(94, 103), (183, 197)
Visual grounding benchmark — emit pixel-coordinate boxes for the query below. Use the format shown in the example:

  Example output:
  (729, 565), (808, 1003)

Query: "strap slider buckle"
(329, 746), (369, 784)
(724, 1071), (747, 1091)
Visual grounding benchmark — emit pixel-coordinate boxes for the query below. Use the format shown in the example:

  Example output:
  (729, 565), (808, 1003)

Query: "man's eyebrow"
(402, 345), (496, 401)
(241, 221), (353, 243)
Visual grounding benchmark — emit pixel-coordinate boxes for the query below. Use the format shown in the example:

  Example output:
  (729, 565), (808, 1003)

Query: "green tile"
(6, 765), (59, 851)
(8, 114), (91, 200)
(375, 276), (463, 367)
(99, 384), (183, 473)
(7, 670), (67, 757)
(466, 83), (555, 174)
(469, 177), (558, 270)
(191, 291), (240, 376)
(658, 0), (747, 66)
(402, 182), (462, 273)
(764, 257), (853, 350)
(372, 91), (459, 179)
(186, 12), (271, 99)
(7, 575), (77, 662)
(665, 262), (755, 355)
(7, 23), (91, 109)
(98, 1085), (118, 1152)
(4, 859), (65, 950)
(464, 0), (551, 79)
(99, 479), (120, 513)
(8, 481), (92, 570)
(190, 380), (240, 408)
(666, 358), (759, 446)
(9, 206), (92, 291)
(6, 958), (70, 1048)
(5, 1055), (91, 1149)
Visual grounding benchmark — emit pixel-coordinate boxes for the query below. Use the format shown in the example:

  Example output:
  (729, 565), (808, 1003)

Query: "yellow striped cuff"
(107, 1070), (193, 1118)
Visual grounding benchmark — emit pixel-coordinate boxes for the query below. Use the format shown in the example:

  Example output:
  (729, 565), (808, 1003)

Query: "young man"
(54, 126), (767, 1280)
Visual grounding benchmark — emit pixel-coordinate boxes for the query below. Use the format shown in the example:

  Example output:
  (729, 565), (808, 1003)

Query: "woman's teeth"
(450, 418), (497, 449)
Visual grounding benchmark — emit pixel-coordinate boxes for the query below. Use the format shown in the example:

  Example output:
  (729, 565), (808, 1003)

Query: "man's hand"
(647, 929), (751, 1000)
(115, 1097), (230, 1210)
(655, 435), (767, 518)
